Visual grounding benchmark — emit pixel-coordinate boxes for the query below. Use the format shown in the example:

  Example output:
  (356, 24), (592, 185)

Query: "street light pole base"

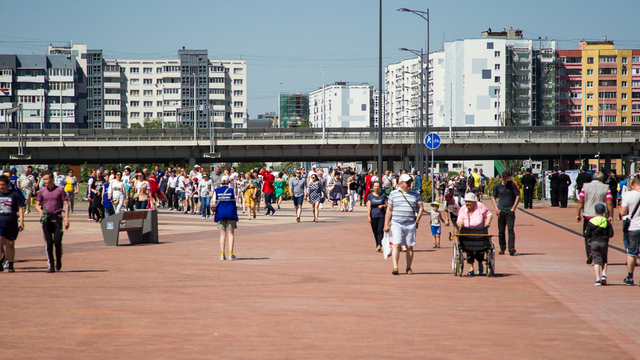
(10, 154), (31, 160)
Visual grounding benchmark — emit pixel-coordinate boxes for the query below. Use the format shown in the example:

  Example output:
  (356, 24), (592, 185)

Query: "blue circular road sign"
(425, 133), (441, 150)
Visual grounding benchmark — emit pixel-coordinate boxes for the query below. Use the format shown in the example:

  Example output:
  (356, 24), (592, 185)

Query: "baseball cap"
(594, 203), (606, 214)
(445, 193), (453, 201)
(399, 174), (412, 182)
(431, 201), (440, 206)
(194, 164), (199, 169)
(220, 175), (230, 184)
(464, 193), (477, 202)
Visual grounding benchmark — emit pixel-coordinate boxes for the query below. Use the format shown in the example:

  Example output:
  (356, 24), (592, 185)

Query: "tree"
(235, 162), (266, 174)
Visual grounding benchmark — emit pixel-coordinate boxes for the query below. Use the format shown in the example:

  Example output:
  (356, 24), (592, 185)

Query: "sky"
(3, 0), (640, 117)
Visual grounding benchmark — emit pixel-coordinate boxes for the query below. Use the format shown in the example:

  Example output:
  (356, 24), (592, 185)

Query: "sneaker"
(509, 249), (516, 256)
(586, 254), (593, 265)
(498, 250), (505, 255)
(406, 268), (414, 275)
(56, 260), (61, 271)
(401, 245), (407, 252)
(47, 267), (55, 273)
(8, 263), (14, 273)
(601, 275), (607, 285)
(296, 217), (300, 222)
(220, 255), (226, 261)
(319, 204), (323, 209)
(392, 268), (399, 275)
(272, 211), (277, 216)
(477, 268), (484, 276)
(594, 279), (602, 286)
(624, 277), (634, 286)
(229, 255), (237, 261)
(376, 245), (382, 252)
(467, 271), (475, 277)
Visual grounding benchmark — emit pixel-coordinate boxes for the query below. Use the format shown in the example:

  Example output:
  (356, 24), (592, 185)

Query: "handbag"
(623, 197), (640, 233)
(112, 197), (120, 206)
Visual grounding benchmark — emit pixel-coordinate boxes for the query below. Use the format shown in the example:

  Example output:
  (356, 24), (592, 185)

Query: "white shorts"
(390, 221), (417, 247)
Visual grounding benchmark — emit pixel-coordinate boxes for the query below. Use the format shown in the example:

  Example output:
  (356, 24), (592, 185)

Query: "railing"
(0, 126), (637, 142)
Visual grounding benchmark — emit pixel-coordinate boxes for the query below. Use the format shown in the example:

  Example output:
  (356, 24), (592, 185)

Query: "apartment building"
(309, 82), (374, 128)
(557, 40), (640, 126)
(0, 53), (77, 129)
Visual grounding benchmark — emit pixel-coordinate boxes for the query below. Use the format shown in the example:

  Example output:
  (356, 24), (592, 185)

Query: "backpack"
(467, 175), (474, 188)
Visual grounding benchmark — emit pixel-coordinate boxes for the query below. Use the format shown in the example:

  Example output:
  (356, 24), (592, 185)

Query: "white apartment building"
(309, 82), (374, 128)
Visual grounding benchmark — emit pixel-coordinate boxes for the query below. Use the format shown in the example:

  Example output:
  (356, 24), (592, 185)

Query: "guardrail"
(0, 126), (637, 142)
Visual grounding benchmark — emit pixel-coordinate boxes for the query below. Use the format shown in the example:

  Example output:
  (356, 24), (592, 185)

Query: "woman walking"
(367, 181), (387, 252)
(307, 174), (324, 222)
(134, 173), (151, 210)
(328, 172), (342, 211)
(108, 171), (125, 214)
(274, 173), (286, 209)
(215, 176), (239, 260)
(198, 172), (213, 219)
(243, 172), (257, 220)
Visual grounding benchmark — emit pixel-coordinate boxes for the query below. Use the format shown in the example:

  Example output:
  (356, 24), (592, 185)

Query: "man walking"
(521, 168), (537, 209)
(557, 169), (572, 208)
(576, 166), (592, 198)
(289, 170), (306, 222)
(0, 175), (25, 273)
(18, 166), (36, 215)
(491, 171), (520, 255)
(620, 178), (640, 285)
(384, 174), (424, 275)
(261, 167), (277, 216)
(456, 171), (467, 197)
(35, 171), (70, 273)
(577, 171), (613, 265)
(549, 168), (560, 207)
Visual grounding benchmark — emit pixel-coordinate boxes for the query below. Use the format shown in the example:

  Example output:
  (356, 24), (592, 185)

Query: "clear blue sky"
(3, 0), (640, 117)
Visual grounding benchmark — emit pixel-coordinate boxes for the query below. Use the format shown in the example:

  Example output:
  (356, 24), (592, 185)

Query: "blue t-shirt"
(214, 186), (238, 222)
(367, 193), (387, 218)
(102, 182), (112, 208)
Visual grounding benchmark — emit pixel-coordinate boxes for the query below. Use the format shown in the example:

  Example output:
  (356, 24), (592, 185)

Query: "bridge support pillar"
(179, 159), (186, 168)
(362, 161), (368, 171)
(188, 157), (196, 169)
(623, 154), (631, 176)
(386, 159), (393, 172)
(604, 156), (611, 173)
(402, 156), (410, 172)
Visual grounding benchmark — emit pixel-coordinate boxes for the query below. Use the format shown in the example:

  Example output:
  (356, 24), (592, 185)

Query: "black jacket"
(549, 172), (559, 190)
(557, 173), (571, 191)
(521, 174), (537, 191)
(576, 172), (592, 192)
(584, 216), (614, 243)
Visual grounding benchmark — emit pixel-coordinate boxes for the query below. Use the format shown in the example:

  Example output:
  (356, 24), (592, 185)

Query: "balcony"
(104, 71), (121, 78)
(104, 82), (121, 90)
(16, 89), (45, 96)
(16, 75), (45, 83)
(46, 89), (75, 97)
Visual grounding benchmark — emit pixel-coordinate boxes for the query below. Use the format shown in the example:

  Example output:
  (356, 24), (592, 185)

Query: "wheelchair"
(450, 227), (496, 277)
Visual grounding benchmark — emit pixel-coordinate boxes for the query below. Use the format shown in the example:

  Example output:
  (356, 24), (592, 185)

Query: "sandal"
(392, 268), (398, 275)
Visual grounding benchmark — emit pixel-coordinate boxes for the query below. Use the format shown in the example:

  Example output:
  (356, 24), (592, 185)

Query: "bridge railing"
(0, 126), (636, 142)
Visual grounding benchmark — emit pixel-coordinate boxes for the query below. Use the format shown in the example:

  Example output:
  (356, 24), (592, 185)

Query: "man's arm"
(35, 199), (43, 217)
(576, 198), (584, 222)
(511, 192), (520, 212)
(491, 195), (500, 218)
(415, 203), (424, 228)
(607, 198), (614, 222)
(63, 199), (70, 229)
(383, 204), (393, 232)
(17, 204), (24, 230)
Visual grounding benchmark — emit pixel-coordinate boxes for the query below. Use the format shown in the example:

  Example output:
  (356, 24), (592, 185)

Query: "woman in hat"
(456, 193), (493, 276)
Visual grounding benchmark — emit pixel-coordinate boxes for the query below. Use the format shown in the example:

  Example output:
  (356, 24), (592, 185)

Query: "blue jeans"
(264, 192), (276, 215)
(201, 196), (211, 218)
(135, 200), (148, 210)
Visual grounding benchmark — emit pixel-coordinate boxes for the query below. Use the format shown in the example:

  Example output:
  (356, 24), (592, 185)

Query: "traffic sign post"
(425, 133), (441, 201)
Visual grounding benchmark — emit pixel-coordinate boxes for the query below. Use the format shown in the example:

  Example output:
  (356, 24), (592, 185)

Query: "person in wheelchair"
(456, 193), (493, 276)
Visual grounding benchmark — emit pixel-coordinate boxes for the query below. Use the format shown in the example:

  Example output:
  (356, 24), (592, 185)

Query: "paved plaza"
(3, 201), (640, 359)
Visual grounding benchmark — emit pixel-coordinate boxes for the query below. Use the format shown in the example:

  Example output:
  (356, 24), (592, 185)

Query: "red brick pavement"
(1, 202), (637, 359)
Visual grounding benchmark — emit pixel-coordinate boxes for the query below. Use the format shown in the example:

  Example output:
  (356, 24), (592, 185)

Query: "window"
(105, 111), (120, 117)
(143, 68), (152, 74)
(233, 79), (243, 85)
(130, 79), (140, 84)
(634, 92), (640, 99)
(156, 79), (163, 85)
(587, 105), (593, 112)
(487, 42), (494, 49)
(587, 69), (593, 76)
(598, 92), (616, 98)
(143, 79), (153, 85)
(599, 56), (617, 63)
(156, 101), (162, 106)
(633, 104), (640, 110)
(634, 116), (640, 123)
(361, 104), (367, 111)
(233, 68), (243, 74)
(622, 69), (628, 76)
(622, 57), (628, 64)
(623, 81), (628, 88)
(570, 105), (582, 111)
(156, 67), (162, 73)
(633, 80), (640, 87)
(211, 66), (224, 72)
(622, 117), (628, 123)
(587, 81), (593, 88)
(587, 93), (594, 100)
(633, 56), (640, 63)
(210, 77), (224, 83)
(130, 67), (139, 73)
(599, 68), (617, 75)
(494, 76), (500, 83)
(599, 104), (616, 110)
(599, 80), (616, 86)
(144, 90), (153, 96)
(131, 112), (140, 118)
(494, 64), (500, 70)
(164, 88), (180, 94)
(156, 90), (162, 95)
(622, 93), (628, 100)
(622, 105), (628, 112)
(105, 99), (120, 105)
(494, 89), (500, 95)
(634, 69), (640, 75)
(130, 101), (139, 107)
(144, 112), (153, 118)
(144, 101), (152, 107)
(233, 90), (243, 96)
(233, 101), (243, 107)
(569, 92), (582, 99)
(587, 116), (593, 123)
(494, 51), (500, 58)
(587, 57), (594, 64)
(599, 115), (617, 123)
(482, 69), (491, 79)
(233, 112), (243, 118)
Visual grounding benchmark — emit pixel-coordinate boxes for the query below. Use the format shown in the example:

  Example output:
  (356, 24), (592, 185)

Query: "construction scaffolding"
(280, 93), (309, 127)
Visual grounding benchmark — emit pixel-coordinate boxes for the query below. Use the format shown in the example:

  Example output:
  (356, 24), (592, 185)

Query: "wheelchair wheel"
(456, 247), (465, 277)
(452, 242), (459, 275)
(486, 245), (495, 277)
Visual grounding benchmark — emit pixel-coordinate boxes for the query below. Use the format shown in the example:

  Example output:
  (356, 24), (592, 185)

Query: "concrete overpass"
(1, 126), (639, 168)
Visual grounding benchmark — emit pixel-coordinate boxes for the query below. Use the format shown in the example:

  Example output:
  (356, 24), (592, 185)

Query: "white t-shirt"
(621, 190), (640, 231)
(109, 180), (124, 198)
(445, 196), (463, 217)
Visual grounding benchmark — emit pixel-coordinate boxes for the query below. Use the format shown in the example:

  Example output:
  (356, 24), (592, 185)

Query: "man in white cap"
(384, 173), (424, 275)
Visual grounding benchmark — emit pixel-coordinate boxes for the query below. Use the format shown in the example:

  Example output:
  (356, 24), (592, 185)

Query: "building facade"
(309, 83), (374, 128)
(0, 53), (78, 129)
(557, 41), (640, 127)
(280, 93), (309, 127)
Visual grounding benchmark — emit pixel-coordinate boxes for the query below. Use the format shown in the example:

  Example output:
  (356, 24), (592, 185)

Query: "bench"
(101, 209), (159, 246)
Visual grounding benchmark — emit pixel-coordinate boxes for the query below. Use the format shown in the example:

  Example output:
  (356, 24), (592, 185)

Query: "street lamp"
(192, 72), (197, 142)
(278, 82), (283, 128)
(377, 0), (383, 179)
(399, 47), (425, 177)
(398, 8), (430, 169)
(320, 71), (326, 139)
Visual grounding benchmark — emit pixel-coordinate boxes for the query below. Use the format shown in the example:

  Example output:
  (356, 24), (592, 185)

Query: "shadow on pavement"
(235, 257), (270, 261)
(515, 253), (546, 256)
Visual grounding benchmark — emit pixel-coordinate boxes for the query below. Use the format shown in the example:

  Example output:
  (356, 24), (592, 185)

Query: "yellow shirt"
(472, 173), (481, 188)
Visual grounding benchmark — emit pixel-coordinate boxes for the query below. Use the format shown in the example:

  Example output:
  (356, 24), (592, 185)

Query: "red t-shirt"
(261, 171), (275, 194)
(148, 177), (158, 196)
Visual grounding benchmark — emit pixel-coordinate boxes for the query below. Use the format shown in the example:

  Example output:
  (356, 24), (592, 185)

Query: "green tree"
(236, 162), (266, 174)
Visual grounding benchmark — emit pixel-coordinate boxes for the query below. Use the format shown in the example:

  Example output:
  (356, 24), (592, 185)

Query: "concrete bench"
(101, 210), (158, 246)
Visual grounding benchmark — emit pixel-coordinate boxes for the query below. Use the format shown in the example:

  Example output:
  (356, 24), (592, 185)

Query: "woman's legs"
(313, 202), (320, 221)
(349, 190), (357, 211)
(201, 196), (210, 218)
(371, 217), (384, 248)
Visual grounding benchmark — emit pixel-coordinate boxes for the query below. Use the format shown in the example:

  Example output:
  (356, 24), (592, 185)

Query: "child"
(584, 203), (614, 286)
(341, 197), (349, 212)
(429, 201), (443, 248)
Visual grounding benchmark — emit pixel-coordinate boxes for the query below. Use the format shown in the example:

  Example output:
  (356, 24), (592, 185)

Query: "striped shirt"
(388, 188), (422, 223)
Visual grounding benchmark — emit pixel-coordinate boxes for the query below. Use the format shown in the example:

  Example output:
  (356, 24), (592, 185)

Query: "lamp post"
(59, 81), (63, 142)
(193, 72), (197, 142)
(398, 7), (429, 176)
(399, 47), (424, 176)
(278, 82), (283, 128)
(377, 0), (383, 179)
(320, 71), (326, 139)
